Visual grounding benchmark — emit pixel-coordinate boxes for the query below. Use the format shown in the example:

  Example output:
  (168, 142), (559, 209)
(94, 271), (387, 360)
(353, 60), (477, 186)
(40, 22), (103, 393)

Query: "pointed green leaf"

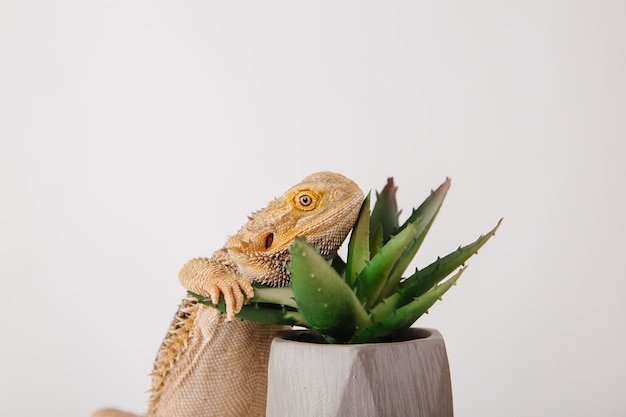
(371, 218), (503, 322)
(398, 218), (502, 306)
(290, 237), (372, 343)
(397, 177), (451, 235)
(345, 194), (371, 287)
(380, 178), (451, 299)
(250, 285), (298, 309)
(189, 291), (308, 326)
(350, 267), (465, 343)
(370, 177), (400, 243)
(369, 223), (384, 259)
(369, 291), (402, 323)
(355, 219), (421, 309)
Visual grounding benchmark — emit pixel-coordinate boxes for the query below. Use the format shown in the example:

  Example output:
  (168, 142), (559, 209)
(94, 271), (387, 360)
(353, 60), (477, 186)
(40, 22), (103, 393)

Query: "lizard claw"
(207, 276), (254, 321)
(178, 256), (254, 321)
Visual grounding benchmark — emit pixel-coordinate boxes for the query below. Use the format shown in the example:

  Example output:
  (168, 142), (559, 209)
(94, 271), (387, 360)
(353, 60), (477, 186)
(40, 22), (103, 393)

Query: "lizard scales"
(93, 171), (364, 417)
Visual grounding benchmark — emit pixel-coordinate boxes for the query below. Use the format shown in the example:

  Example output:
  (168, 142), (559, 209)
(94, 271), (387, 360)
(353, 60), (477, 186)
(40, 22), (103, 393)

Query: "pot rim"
(273, 327), (441, 346)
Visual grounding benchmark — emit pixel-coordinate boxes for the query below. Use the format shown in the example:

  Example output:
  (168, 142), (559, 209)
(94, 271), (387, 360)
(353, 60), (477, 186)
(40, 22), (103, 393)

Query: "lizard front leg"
(178, 251), (254, 321)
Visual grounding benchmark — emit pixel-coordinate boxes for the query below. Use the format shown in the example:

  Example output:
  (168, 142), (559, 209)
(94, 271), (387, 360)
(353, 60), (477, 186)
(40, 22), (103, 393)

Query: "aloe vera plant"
(190, 177), (501, 344)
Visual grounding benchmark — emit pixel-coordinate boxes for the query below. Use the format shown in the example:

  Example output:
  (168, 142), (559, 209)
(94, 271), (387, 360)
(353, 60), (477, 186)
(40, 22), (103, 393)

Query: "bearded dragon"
(93, 171), (364, 417)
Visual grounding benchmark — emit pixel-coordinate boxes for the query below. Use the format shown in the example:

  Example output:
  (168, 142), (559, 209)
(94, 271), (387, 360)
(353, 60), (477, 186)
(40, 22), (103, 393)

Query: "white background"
(1, 2), (625, 416)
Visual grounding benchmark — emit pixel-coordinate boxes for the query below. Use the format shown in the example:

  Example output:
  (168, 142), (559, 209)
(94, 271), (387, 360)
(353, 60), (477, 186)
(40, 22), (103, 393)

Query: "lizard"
(92, 171), (364, 417)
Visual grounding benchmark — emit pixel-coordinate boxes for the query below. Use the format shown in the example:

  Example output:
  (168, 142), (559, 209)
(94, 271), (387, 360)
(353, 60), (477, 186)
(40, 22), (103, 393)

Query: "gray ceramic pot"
(265, 328), (453, 417)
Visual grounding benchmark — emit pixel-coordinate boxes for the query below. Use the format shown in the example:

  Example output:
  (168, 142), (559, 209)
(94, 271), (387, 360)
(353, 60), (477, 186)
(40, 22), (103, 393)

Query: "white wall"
(1, 2), (625, 416)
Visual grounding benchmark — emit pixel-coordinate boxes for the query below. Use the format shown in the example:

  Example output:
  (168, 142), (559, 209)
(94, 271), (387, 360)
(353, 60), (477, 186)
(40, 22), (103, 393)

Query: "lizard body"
(93, 171), (364, 417)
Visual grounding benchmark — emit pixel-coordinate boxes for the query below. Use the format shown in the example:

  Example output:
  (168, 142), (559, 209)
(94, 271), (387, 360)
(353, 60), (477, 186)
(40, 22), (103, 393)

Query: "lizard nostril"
(265, 233), (274, 249)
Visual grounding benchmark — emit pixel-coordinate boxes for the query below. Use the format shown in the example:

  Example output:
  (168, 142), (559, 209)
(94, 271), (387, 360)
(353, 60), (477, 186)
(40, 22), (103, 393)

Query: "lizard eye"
(265, 233), (274, 249)
(294, 191), (318, 211)
(299, 195), (312, 206)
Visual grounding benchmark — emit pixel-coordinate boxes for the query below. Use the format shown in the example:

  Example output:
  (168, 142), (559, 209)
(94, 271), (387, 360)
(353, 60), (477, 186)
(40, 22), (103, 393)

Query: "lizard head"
(226, 171), (364, 287)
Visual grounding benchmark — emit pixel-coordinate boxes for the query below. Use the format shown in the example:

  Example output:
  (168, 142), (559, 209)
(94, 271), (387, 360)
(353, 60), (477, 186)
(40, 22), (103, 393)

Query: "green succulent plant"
(190, 177), (501, 344)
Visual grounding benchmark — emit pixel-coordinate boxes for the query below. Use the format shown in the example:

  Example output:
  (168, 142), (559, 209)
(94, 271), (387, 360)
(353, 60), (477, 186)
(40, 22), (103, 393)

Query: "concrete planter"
(265, 328), (453, 417)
